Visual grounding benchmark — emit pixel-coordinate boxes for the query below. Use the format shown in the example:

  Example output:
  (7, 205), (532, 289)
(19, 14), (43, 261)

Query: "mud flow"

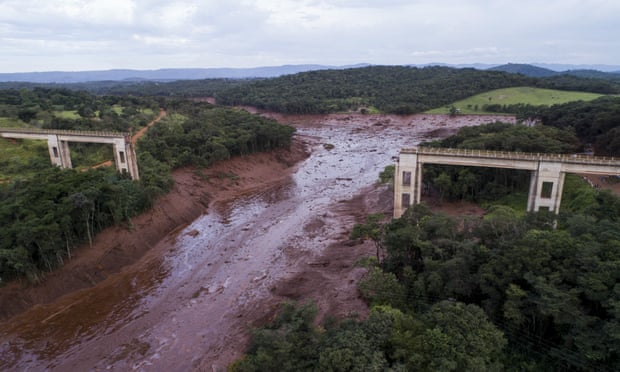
(0, 114), (513, 371)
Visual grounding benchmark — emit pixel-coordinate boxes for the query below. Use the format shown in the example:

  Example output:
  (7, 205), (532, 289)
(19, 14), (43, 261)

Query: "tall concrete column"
(527, 161), (565, 214)
(527, 170), (539, 212)
(47, 135), (63, 167)
(414, 160), (422, 205)
(47, 135), (72, 168)
(112, 137), (140, 180)
(393, 152), (419, 218)
(125, 141), (140, 180)
(60, 140), (72, 168)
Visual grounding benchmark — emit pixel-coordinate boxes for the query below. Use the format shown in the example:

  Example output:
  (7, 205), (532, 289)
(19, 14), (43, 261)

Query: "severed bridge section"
(0, 128), (139, 180)
(394, 147), (620, 218)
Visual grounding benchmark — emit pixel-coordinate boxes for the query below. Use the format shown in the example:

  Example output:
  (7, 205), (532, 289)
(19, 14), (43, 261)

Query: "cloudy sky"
(1, 0), (619, 72)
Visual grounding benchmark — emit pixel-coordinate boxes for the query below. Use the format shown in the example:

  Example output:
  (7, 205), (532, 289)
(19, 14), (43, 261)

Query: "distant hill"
(4, 62), (620, 84)
(489, 63), (620, 82)
(563, 69), (620, 82)
(0, 64), (370, 83)
(531, 63), (620, 72)
(488, 63), (558, 77)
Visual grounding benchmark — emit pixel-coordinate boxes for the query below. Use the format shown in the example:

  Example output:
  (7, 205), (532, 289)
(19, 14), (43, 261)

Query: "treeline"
(216, 66), (529, 114)
(231, 299), (506, 371)
(234, 183), (620, 371)
(4, 66), (620, 117)
(0, 87), (161, 132)
(139, 100), (295, 168)
(533, 96), (620, 156)
(0, 90), (296, 282)
(214, 66), (620, 114)
(474, 96), (620, 157)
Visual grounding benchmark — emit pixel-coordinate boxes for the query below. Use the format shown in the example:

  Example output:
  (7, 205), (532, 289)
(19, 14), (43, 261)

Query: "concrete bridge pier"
(527, 161), (566, 214)
(393, 152), (422, 218)
(47, 135), (72, 168)
(112, 137), (139, 180)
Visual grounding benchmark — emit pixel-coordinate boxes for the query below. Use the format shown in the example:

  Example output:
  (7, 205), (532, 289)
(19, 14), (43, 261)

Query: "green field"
(426, 87), (606, 114)
(53, 110), (81, 119)
(0, 138), (50, 181)
(0, 117), (28, 128)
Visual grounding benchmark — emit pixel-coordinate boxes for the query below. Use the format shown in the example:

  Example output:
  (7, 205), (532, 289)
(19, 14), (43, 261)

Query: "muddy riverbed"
(0, 113), (514, 371)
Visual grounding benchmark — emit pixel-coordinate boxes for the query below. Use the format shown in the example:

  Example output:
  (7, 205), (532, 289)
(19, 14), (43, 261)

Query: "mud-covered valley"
(0, 113), (515, 371)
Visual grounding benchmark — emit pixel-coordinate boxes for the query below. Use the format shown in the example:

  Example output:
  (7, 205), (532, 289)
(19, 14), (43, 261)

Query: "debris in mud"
(336, 177), (353, 181)
(323, 143), (335, 150)
(192, 286), (210, 298)
(307, 261), (330, 267)
(251, 272), (268, 283)
(186, 230), (200, 237)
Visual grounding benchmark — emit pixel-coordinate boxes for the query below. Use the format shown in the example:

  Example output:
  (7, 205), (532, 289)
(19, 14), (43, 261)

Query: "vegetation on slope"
(139, 100), (295, 168)
(233, 124), (620, 371)
(532, 96), (620, 156)
(0, 89), (296, 282)
(215, 65), (620, 114)
(234, 187), (620, 371)
(4, 66), (620, 117)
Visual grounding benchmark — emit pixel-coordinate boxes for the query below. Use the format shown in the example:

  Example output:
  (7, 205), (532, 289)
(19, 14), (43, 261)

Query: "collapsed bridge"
(0, 128), (139, 180)
(394, 147), (620, 218)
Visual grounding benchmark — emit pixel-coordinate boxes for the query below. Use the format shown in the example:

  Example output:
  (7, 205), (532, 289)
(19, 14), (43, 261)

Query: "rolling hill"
(426, 87), (607, 114)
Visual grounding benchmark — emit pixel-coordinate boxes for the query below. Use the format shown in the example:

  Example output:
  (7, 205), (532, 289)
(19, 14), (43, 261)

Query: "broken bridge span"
(394, 147), (620, 218)
(0, 128), (139, 180)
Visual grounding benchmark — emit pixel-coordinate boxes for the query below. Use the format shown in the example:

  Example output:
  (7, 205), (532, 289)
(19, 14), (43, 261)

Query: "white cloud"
(0, 0), (619, 72)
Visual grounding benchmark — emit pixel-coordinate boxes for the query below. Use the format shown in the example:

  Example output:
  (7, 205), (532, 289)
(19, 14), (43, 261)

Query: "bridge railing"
(401, 147), (620, 166)
(0, 127), (129, 138)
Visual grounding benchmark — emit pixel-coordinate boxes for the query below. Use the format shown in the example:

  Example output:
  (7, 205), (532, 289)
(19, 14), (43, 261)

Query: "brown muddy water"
(0, 114), (514, 371)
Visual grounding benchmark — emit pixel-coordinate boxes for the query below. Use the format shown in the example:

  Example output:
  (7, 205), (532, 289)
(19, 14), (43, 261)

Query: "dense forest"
(0, 89), (295, 282)
(214, 66), (620, 114)
(534, 96), (620, 156)
(233, 197), (620, 371)
(233, 124), (620, 371)
(139, 100), (294, 168)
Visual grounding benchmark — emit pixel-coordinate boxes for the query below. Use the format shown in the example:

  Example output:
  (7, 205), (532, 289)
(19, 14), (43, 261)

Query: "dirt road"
(132, 109), (167, 144)
(0, 113), (514, 371)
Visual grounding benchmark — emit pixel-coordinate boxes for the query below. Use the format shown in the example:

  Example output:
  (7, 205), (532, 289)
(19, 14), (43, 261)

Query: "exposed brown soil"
(581, 173), (620, 195)
(0, 138), (310, 321)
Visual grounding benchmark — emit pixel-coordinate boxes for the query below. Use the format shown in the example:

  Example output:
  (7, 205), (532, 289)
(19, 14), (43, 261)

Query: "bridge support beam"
(392, 147), (620, 220)
(527, 161), (565, 214)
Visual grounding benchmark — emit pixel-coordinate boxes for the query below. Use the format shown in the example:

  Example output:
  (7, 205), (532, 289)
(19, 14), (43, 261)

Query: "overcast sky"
(1, 0), (619, 72)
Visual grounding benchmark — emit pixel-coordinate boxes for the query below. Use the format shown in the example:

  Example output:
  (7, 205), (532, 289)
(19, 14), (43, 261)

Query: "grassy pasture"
(426, 87), (606, 114)
(0, 138), (50, 181)
(112, 105), (123, 115)
(0, 117), (28, 128)
(53, 110), (81, 119)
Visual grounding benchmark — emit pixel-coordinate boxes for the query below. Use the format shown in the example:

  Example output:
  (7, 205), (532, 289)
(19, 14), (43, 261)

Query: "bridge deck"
(0, 128), (129, 138)
(402, 147), (620, 167)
